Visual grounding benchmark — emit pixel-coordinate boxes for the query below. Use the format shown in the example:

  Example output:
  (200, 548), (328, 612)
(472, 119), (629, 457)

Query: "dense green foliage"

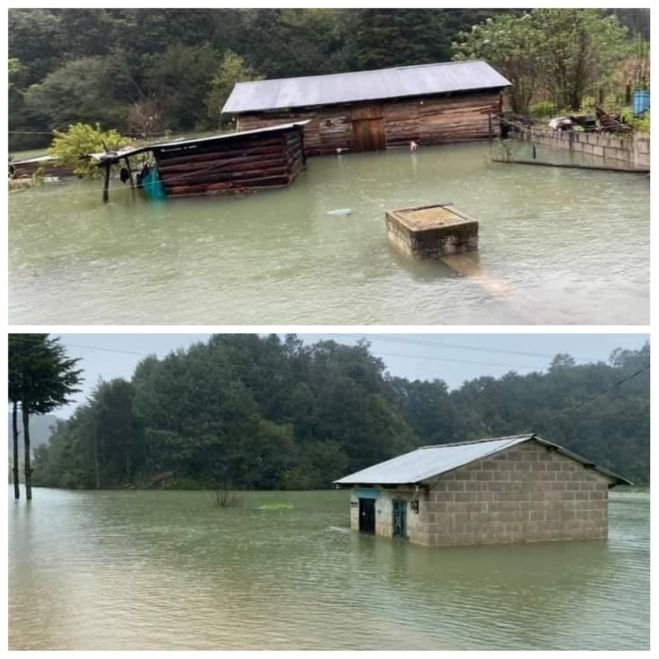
(33, 336), (650, 491)
(10, 9), (647, 150)
(48, 123), (129, 178)
(453, 9), (630, 113)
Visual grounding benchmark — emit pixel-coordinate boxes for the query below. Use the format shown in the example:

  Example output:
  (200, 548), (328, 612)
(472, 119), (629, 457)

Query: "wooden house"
(222, 60), (511, 155)
(90, 122), (307, 202)
(334, 434), (630, 547)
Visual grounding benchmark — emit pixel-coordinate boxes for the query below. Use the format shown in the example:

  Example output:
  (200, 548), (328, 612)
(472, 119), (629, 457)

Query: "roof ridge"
(419, 434), (534, 449)
(233, 59), (491, 86)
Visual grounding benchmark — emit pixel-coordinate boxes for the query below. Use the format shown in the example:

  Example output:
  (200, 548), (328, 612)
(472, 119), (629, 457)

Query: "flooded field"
(9, 142), (649, 324)
(8, 488), (649, 650)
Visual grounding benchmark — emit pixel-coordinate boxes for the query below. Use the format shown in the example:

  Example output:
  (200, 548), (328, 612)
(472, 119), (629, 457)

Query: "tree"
(533, 9), (627, 110)
(142, 43), (221, 130)
(8, 334), (83, 500)
(48, 123), (129, 178)
(453, 9), (628, 113)
(206, 51), (263, 128)
(23, 56), (133, 131)
(453, 12), (543, 114)
(30, 336), (650, 490)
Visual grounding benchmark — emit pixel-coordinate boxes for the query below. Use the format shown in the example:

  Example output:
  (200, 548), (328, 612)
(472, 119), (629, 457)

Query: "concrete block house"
(222, 60), (511, 155)
(334, 435), (630, 547)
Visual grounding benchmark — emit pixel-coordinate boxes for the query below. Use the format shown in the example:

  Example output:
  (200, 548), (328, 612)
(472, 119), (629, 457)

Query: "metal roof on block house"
(333, 434), (631, 487)
(222, 60), (511, 114)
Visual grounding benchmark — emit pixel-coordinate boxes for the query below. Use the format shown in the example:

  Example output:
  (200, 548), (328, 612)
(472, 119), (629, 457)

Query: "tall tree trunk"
(94, 423), (101, 490)
(12, 401), (20, 500)
(21, 402), (32, 501)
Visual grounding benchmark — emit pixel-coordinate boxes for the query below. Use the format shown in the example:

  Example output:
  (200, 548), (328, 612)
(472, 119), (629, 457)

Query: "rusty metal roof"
(223, 60), (511, 114)
(334, 434), (631, 486)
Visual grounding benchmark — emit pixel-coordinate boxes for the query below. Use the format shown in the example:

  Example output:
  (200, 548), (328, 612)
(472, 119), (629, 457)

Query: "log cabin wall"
(153, 127), (305, 197)
(236, 91), (502, 156)
(238, 107), (352, 156)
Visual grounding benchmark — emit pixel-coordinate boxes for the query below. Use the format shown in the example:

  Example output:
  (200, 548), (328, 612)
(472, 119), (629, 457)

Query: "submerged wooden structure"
(9, 155), (75, 179)
(223, 61), (511, 155)
(386, 203), (479, 258)
(89, 122), (308, 202)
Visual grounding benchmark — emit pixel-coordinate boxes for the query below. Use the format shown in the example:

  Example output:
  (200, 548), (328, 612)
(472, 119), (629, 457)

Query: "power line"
(324, 333), (599, 362)
(8, 334), (546, 373)
(544, 363), (650, 424)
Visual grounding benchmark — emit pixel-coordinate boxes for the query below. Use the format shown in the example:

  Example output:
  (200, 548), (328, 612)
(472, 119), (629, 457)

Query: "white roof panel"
(334, 435), (631, 486)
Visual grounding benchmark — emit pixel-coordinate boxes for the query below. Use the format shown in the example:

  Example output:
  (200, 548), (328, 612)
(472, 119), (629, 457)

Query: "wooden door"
(351, 103), (385, 152)
(392, 500), (407, 539)
(358, 498), (376, 534)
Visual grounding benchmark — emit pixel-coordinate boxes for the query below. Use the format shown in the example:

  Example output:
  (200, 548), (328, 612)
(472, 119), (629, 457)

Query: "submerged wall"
(422, 441), (611, 547)
(350, 440), (612, 547)
(516, 126), (650, 170)
(236, 91), (502, 156)
(350, 486), (429, 545)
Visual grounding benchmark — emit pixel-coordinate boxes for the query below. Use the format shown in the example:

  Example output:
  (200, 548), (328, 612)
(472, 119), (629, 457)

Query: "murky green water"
(9, 142), (649, 324)
(8, 488), (649, 650)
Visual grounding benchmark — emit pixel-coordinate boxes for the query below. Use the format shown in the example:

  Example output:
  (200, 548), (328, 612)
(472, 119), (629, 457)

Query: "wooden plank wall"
(154, 128), (305, 197)
(384, 92), (501, 146)
(236, 91), (502, 155)
(238, 108), (352, 155)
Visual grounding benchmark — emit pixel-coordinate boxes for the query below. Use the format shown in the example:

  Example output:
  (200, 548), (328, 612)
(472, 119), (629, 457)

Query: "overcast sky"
(46, 333), (649, 418)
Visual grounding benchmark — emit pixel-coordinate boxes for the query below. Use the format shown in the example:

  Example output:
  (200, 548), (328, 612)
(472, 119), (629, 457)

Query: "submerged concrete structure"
(335, 435), (630, 547)
(385, 203), (479, 258)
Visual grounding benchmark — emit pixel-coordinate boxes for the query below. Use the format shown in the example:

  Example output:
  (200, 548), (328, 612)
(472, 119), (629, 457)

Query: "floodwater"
(9, 142), (649, 324)
(8, 488), (650, 650)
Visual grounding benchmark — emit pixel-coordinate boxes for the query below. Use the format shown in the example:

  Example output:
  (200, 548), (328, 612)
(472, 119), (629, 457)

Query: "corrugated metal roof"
(89, 121), (310, 162)
(334, 435), (631, 486)
(223, 60), (511, 114)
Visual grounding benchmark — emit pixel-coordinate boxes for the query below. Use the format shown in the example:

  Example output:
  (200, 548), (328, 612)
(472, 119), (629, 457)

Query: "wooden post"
(488, 113), (493, 141)
(102, 162), (111, 203)
(124, 156), (135, 189)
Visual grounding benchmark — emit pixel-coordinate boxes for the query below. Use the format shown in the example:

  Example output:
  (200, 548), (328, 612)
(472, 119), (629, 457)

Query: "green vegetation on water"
(31, 335), (649, 491)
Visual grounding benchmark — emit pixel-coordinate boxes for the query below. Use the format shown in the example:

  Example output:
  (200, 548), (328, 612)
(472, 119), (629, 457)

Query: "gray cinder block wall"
(516, 126), (650, 169)
(350, 441), (610, 546)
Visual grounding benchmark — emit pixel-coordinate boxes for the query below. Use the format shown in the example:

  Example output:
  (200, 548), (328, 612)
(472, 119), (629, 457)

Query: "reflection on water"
(9, 142), (649, 324)
(8, 489), (649, 650)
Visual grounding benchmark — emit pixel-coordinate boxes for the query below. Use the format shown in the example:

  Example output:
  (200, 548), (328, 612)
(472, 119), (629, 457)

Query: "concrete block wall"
(423, 440), (611, 547)
(517, 126), (650, 169)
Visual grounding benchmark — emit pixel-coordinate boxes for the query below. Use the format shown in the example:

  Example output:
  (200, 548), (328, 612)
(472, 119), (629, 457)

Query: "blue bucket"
(632, 90), (650, 116)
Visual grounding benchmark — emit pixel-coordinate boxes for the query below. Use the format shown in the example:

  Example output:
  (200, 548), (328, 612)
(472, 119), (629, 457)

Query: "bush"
(160, 477), (206, 490)
(529, 100), (556, 118)
(578, 95), (597, 114)
(48, 122), (129, 179)
(619, 107), (650, 133)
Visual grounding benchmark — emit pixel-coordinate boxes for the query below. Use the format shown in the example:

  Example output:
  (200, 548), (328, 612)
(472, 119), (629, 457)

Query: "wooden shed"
(90, 121), (307, 202)
(222, 60), (511, 156)
(9, 155), (75, 179)
(334, 434), (630, 547)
